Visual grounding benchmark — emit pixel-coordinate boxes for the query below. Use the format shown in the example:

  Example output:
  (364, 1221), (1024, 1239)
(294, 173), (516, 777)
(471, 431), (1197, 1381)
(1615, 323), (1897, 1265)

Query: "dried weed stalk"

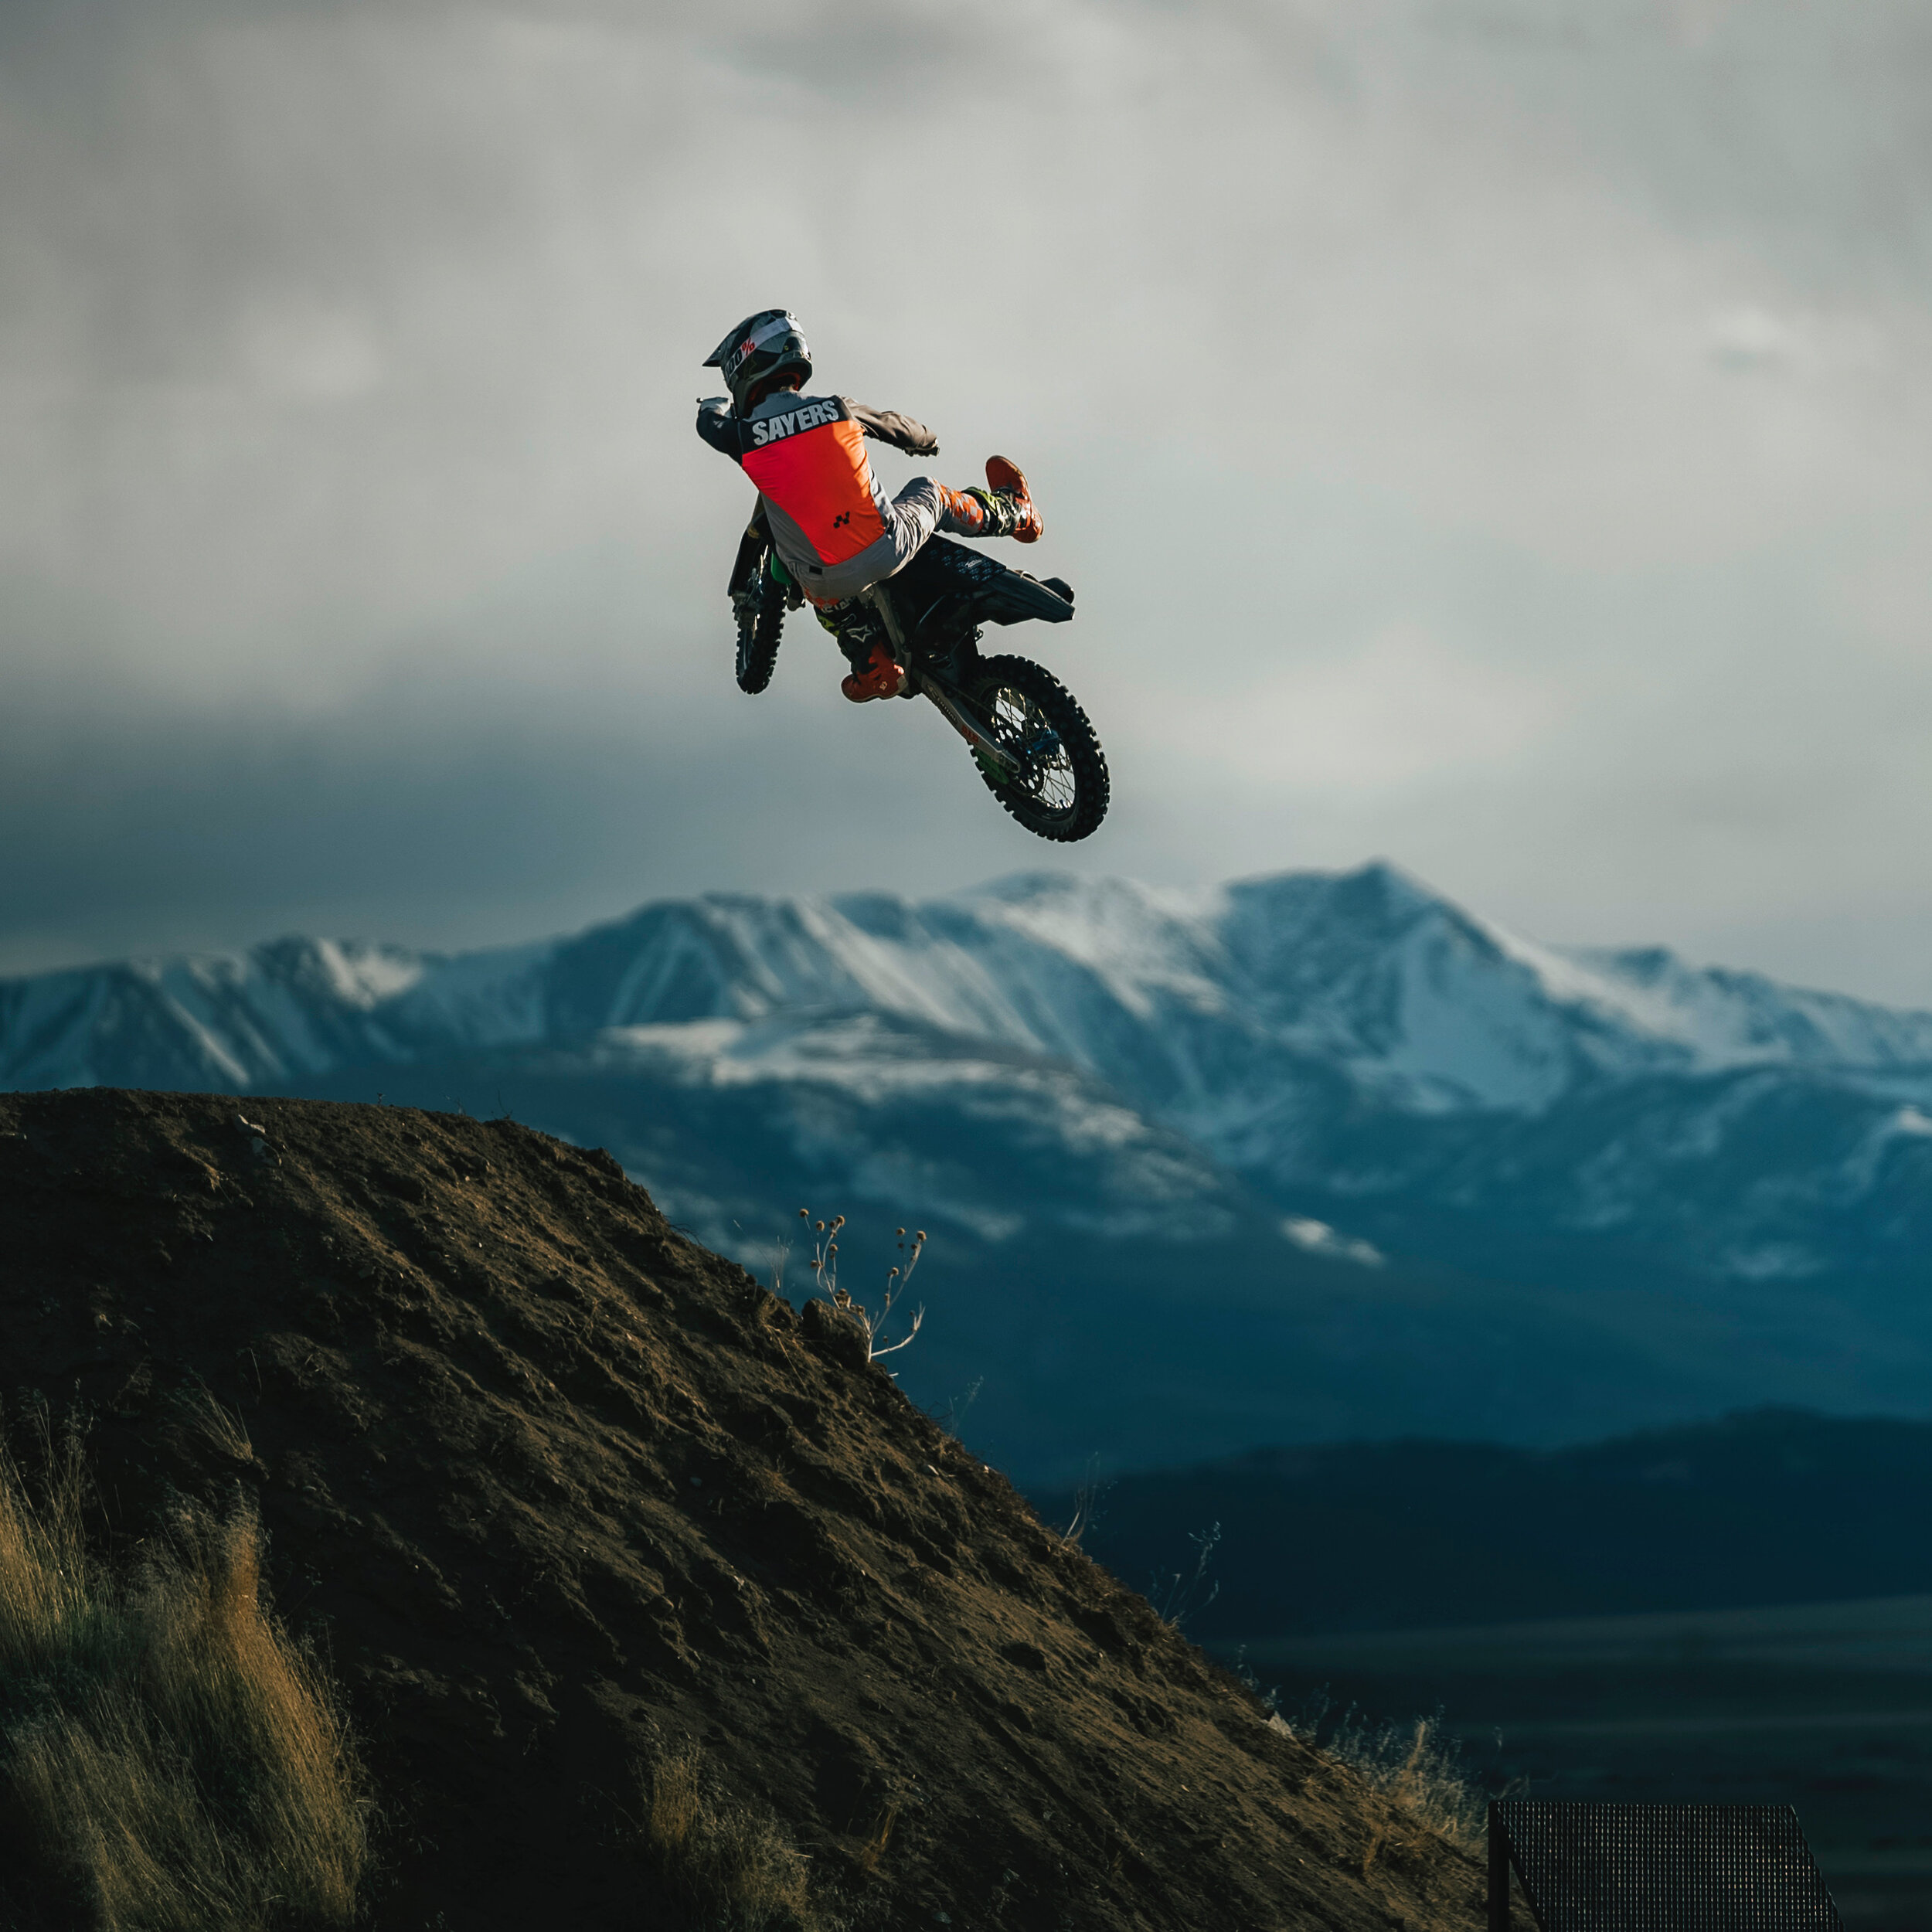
(1058, 1454), (1111, 1549)
(938, 1378), (983, 1440)
(1148, 1522), (1221, 1630)
(855, 1802), (897, 1875)
(0, 1406), (370, 1931)
(798, 1210), (930, 1362)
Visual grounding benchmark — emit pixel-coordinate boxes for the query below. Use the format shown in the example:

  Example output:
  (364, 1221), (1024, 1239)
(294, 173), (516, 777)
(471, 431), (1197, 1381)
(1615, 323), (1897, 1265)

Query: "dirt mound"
(0, 1088), (1483, 1930)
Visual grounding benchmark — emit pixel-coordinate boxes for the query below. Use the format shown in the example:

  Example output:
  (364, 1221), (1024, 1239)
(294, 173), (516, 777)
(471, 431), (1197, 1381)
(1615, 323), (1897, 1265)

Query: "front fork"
(924, 681), (1019, 774)
(727, 510), (770, 601)
(730, 513), (801, 622)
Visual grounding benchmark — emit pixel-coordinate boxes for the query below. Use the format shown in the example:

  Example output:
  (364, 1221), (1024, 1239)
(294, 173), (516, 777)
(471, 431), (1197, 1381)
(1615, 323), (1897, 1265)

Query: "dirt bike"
(728, 512), (1110, 842)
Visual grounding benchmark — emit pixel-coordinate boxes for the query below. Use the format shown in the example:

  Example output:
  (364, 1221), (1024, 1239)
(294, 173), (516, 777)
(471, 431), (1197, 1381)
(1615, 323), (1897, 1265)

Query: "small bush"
(0, 1410), (370, 1930)
(1148, 1521), (1221, 1630)
(637, 1745), (821, 1932)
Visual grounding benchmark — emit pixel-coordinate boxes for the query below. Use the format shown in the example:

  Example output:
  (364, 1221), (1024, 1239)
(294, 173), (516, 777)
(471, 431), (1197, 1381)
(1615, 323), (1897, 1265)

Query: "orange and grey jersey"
(696, 391), (938, 590)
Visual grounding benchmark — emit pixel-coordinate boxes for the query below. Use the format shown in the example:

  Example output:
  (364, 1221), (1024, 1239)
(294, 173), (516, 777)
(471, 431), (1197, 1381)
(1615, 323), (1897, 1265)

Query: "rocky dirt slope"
(0, 1087), (1484, 1931)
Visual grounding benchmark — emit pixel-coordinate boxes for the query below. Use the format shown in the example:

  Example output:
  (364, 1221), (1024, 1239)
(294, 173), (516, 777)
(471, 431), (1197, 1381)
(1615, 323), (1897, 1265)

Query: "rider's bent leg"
(793, 461), (1043, 702)
(936, 458), (1042, 545)
(783, 462), (1043, 605)
(936, 485), (990, 536)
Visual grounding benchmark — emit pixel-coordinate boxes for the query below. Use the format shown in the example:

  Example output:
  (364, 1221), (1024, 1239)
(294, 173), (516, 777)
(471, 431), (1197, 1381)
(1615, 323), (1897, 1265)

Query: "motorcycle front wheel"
(735, 572), (785, 694)
(960, 653), (1110, 842)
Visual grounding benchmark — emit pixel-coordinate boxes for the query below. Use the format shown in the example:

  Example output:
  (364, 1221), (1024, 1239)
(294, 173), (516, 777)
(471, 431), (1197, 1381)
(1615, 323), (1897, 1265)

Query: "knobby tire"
(961, 653), (1109, 842)
(736, 594), (784, 694)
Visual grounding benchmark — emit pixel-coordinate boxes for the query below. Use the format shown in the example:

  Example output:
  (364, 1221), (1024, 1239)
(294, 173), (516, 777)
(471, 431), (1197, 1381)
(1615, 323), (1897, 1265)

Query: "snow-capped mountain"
(13, 860), (1931, 1113)
(11, 862), (1932, 1477)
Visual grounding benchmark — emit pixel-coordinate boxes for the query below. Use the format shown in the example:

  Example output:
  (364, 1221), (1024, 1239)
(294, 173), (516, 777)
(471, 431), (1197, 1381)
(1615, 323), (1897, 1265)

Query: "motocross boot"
(841, 642), (908, 703)
(981, 456), (1042, 543)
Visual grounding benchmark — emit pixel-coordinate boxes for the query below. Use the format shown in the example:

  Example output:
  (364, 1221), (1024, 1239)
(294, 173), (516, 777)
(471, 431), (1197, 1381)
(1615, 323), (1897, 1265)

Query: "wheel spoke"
(988, 687), (1076, 813)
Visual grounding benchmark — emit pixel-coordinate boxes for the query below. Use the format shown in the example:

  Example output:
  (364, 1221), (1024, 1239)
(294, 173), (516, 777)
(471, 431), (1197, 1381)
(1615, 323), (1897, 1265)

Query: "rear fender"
(979, 570), (1074, 626)
(889, 536), (1075, 631)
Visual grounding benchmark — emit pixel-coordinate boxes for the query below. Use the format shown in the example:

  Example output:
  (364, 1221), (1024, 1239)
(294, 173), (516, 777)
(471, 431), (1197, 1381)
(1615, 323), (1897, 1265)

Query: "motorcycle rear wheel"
(961, 653), (1109, 842)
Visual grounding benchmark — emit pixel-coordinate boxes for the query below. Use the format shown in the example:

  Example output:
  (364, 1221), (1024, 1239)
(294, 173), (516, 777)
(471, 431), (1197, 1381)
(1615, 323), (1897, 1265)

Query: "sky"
(5, 0), (1932, 1001)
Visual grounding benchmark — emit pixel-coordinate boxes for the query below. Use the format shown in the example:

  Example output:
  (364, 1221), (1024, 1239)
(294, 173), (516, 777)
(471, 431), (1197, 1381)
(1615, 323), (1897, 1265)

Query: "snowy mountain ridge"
(8, 861), (1930, 1115)
(12, 862), (1932, 1469)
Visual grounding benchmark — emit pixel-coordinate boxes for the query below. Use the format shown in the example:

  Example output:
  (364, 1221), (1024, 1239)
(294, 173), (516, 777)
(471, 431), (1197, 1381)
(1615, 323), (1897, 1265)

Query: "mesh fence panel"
(1491, 1801), (1843, 1932)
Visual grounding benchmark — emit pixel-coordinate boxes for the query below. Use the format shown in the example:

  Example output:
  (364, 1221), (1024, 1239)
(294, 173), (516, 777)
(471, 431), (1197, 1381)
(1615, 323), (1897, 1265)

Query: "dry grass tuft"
(0, 1410), (370, 1930)
(639, 1744), (823, 1931)
(854, 1804), (896, 1875)
(168, 1381), (257, 1466)
(1318, 1709), (1485, 1858)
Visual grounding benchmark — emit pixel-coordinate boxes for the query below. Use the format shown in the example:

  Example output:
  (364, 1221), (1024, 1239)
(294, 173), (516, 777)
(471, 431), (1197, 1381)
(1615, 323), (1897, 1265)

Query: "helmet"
(703, 309), (812, 414)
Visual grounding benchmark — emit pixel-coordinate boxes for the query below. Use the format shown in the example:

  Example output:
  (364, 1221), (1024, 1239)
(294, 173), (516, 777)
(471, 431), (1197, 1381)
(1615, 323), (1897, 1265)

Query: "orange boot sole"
(841, 645), (907, 702)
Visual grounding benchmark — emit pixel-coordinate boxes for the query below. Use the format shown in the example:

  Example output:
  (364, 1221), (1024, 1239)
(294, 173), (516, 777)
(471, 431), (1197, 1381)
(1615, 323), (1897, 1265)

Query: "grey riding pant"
(773, 478), (964, 605)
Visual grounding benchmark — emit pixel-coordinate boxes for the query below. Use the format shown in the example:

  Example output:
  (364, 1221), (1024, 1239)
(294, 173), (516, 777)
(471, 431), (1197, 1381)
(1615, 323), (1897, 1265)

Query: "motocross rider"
(696, 308), (1042, 702)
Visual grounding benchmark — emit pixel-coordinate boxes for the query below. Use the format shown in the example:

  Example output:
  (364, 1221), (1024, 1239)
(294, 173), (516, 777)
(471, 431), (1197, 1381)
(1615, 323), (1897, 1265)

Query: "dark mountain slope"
(285, 1048), (1825, 1483)
(0, 1087), (1481, 1932)
(1035, 1410), (1932, 1641)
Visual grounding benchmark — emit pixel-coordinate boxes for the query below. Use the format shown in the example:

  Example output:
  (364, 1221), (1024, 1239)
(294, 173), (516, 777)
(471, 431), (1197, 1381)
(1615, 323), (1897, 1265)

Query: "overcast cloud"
(5, 0), (1932, 998)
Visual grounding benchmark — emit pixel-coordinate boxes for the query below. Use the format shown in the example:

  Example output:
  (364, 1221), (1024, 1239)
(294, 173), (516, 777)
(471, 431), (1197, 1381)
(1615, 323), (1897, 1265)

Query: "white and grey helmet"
(703, 309), (812, 414)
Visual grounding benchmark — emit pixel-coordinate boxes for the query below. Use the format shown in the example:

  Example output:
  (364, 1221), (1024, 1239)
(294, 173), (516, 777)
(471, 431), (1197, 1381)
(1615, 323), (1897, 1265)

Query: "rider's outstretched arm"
(844, 400), (937, 457)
